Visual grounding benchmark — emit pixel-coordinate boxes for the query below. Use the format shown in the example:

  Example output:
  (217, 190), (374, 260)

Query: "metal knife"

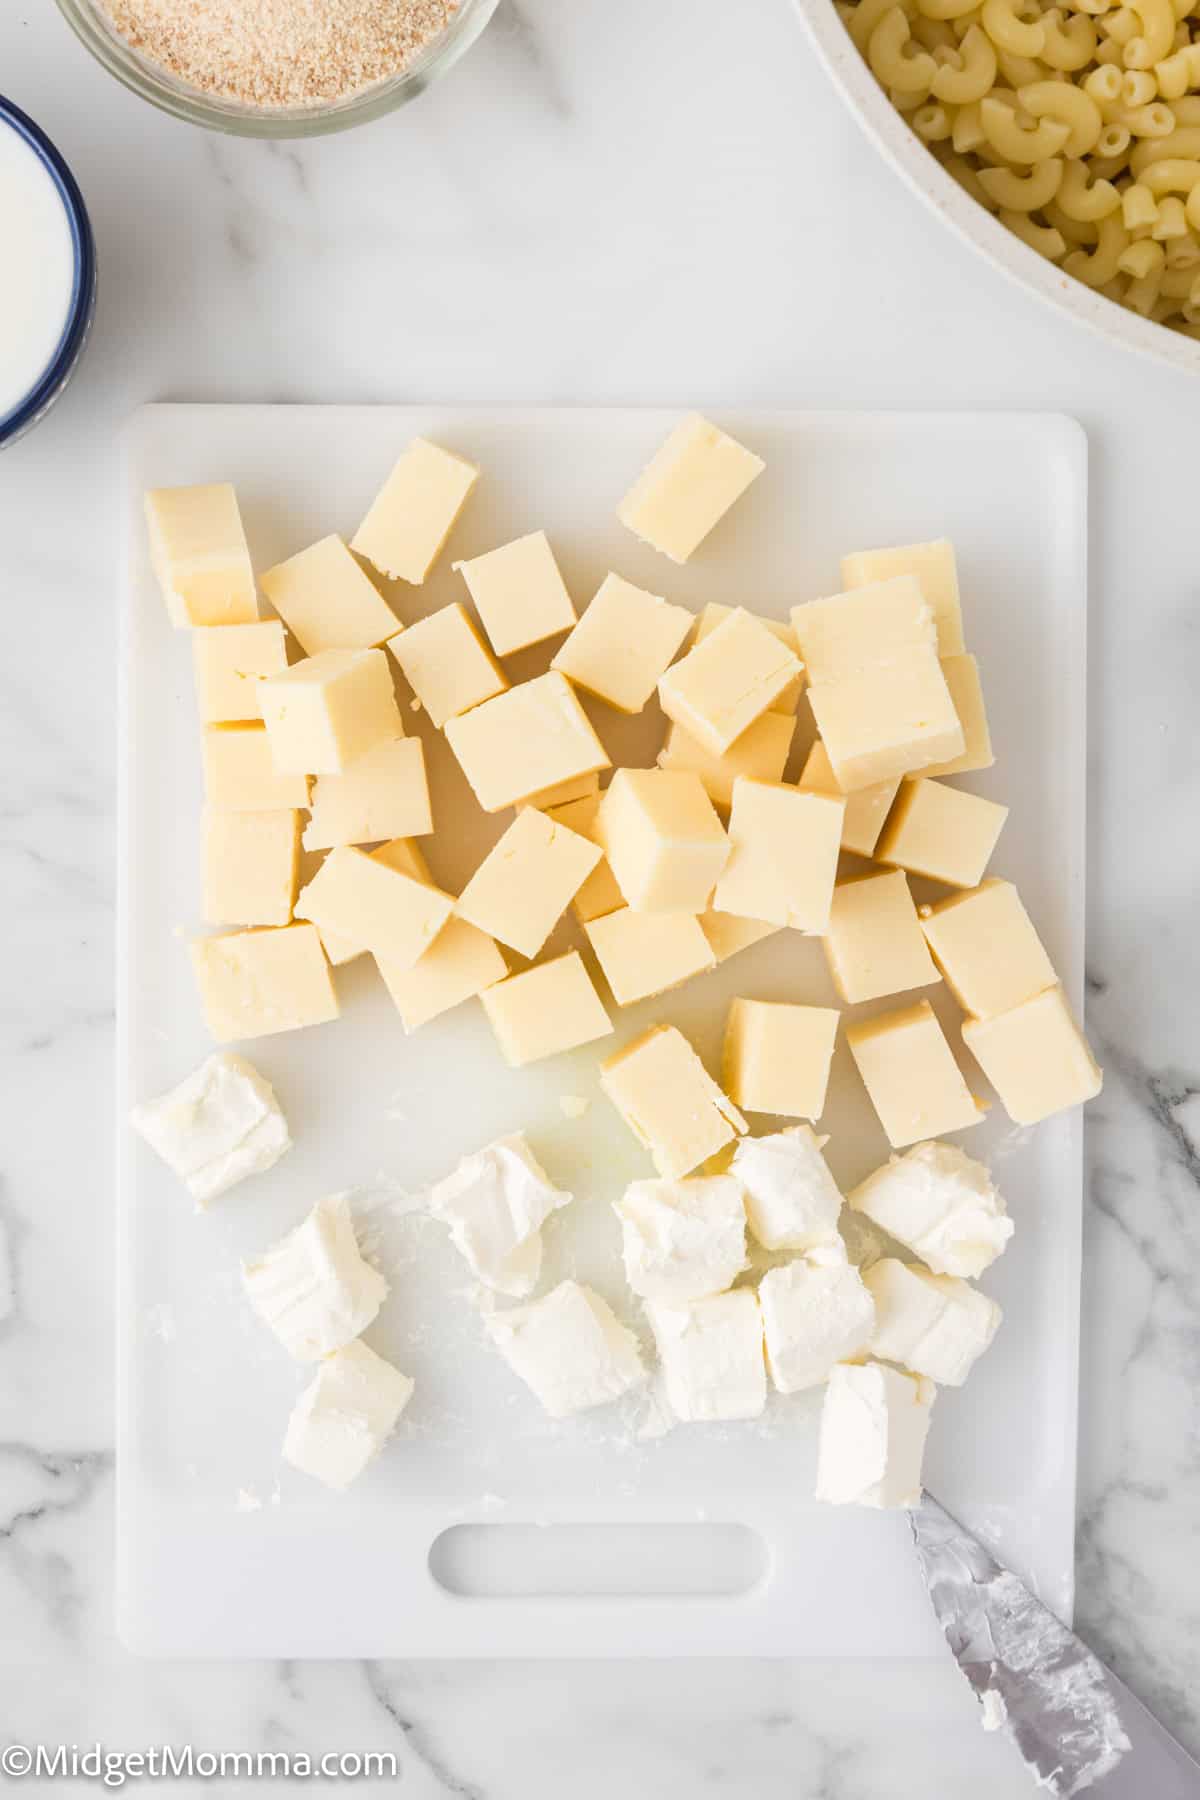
(910, 1492), (1200, 1797)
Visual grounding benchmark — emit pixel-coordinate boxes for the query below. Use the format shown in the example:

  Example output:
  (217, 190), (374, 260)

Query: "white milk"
(0, 118), (76, 422)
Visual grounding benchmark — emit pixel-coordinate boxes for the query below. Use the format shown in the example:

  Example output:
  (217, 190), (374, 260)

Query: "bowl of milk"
(0, 98), (95, 450)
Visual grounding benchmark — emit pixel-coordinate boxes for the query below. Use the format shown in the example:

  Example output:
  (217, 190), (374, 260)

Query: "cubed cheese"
(657, 710), (796, 811)
(317, 838), (432, 965)
(546, 794), (626, 924)
(840, 538), (966, 657)
(128, 1051), (290, 1206)
(797, 739), (900, 860)
(864, 1258), (1001, 1387)
(875, 779), (1009, 889)
(191, 925), (338, 1042)
(584, 907), (716, 1006)
(846, 1001), (986, 1147)
(192, 620), (288, 724)
(386, 602), (507, 727)
(923, 653), (994, 777)
(551, 573), (692, 713)
(456, 530), (576, 656)
(456, 806), (602, 958)
(806, 648), (964, 792)
(480, 951), (612, 1066)
(758, 1249), (875, 1392)
(284, 1339), (414, 1490)
(815, 1361), (935, 1508)
(692, 603), (804, 713)
(613, 1174), (746, 1303)
(731, 1124), (844, 1253)
(201, 725), (310, 813)
(242, 1192), (386, 1360)
(823, 870), (939, 1006)
(443, 672), (609, 814)
(258, 648), (403, 775)
(848, 1141), (1013, 1278)
(595, 768), (729, 913)
(791, 576), (935, 685)
(722, 997), (839, 1119)
(351, 437), (478, 584)
(260, 534), (400, 654)
(202, 807), (300, 927)
(521, 771), (601, 812)
(648, 1290), (767, 1421)
(145, 483), (257, 627)
(428, 1132), (572, 1298)
(377, 917), (508, 1032)
(920, 879), (1056, 1019)
(600, 1024), (746, 1179)
(296, 845), (453, 971)
(303, 737), (432, 851)
(658, 608), (802, 755)
(697, 911), (781, 962)
(962, 986), (1102, 1124)
(484, 1279), (645, 1417)
(712, 778), (843, 933)
(617, 414), (764, 563)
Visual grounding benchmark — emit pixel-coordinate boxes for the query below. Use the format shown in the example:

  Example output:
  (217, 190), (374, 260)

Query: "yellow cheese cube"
(552, 574), (693, 714)
(480, 951), (612, 1066)
(600, 1024), (746, 1179)
(520, 771), (601, 812)
(962, 987), (1102, 1124)
(296, 846), (454, 971)
(840, 538), (966, 657)
(258, 648), (403, 775)
(377, 918), (508, 1033)
(303, 738), (431, 852)
(824, 871), (940, 1006)
(386, 603), (507, 727)
(584, 908), (716, 1006)
(616, 414), (764, 564)
(351, 437), (478, 585)
(920, 879), (1056, 1019)
(192, 621), (288, 725)
(658, 609), (803, 757)
(546, 795), (626, 924)
(202, 808), (300, 927)
(876, 779), (1008, 889)
(698, 911), (781, 962)
(922, 654), (995, 778)
(201, 726), (310, 813)
(456, 806), (603, 958)
(712, 778), (843, 933)
(456, 530), (576, 657)
(145, 483), (257, 628)
(722, 998), (839, 1119)
(807, 647), (965, 792)
(317, 838), (432, 966)
(791, 577), (935, 686)
(260, 535), (400, 655)
(595, 768), (729, 913)
(692, 603), (804, 713)
(657, 710), (795, 812)
(191, 924), (338, 1042)
(847, 1000), (986, 1147)
(798, 740), (900, 860)
(443, 672), (609, 814)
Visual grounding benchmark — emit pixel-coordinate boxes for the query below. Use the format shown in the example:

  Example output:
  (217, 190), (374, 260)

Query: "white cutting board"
(118, 406), (1087, 1659)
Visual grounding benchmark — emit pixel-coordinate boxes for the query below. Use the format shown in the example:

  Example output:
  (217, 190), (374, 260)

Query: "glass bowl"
(54, 0), (499, 138)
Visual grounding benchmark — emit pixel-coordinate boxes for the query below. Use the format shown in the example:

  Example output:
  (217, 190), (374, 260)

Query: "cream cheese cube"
(428, 1132), (572, 1298)
(443, 672), (610, 814)
(484, 1279), (646, 1418)
(203, 807), (300, 928)
(864, 1258), (1001, 1387)
(600, 1024), (746, 1180)
(791, 576), (935, 685)
(243, 1192), (387, 1361)
(648, 1289), (766, 1422)
(296, 846), (453, 972)
(824, 870), (940, 1006)
(617, 414), (765, 564)
(732, 1124), (844, 1253)
(840, 538), (966, 657)
(456, 530), (576, 656)
(807, 647), (965, 792)
(386, 602), (508, 727)
(480, 951), (612, 1067)
(260, 534), (400, 655)
(303, 738), (432, 852)
(722, 997), (839, 1120)
(552, 573), (692, 714)
(192, 620), (288, 725)
(456, 805), (602, 958)
(876, 778), (1008, 890)
(145, 483), (257, 628)
(584, 907), (716, 1006)
(201, 725), (310, 813)
(797, 739), (899, 860)
(847, 1001), (986, 1147)
(816, 1361), (935, 1508)
(962, 987), (1102, 1125)
(848, 1141), (1013, 1278)
(351, 437), (478, 585)
(284, 1339), (414, 1491)
(923, 653), (995, 777)
(613, 1174), (747, 1304)
(920, 879), (1056, 1020)
(377, 917), (508, 1032)
(758, 1250), (875, 1393)
(129, 1051), (291, 1206)
(658, 608), (802, 756)
(657, 710), (796, 813)
(258, 648), (403, 775)
(595, 768), (729, 914)
(712, 778), (843, 933)
(692, 603), (804, 713)
(191, 925), (339, 1042)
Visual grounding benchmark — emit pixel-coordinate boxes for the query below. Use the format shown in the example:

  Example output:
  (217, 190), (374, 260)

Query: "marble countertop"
(2, 1), (1197, 1794)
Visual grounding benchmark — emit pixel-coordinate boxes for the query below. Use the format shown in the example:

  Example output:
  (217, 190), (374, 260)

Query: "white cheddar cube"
(456, 806), (602, 959)
(648, 1289), (766, 1422)
(617, 414), (764, 564)
(692, 603), (804, 713)
(732, 1124), (844, 1253)
(584, 907), (716, 1006)
(876, 779), (1008, 889)
(791, 576), (935, 685)
(386, 603), (507, 727)
(848, 1141), (1013, 1278)
(192, 620), (288, 724)
(128, 1051), (290, 1206)
(378, 917), (508, 1032)
(484, 1279), (646, 1418)
(722, 998), (839, 1120)
(824, 871), (940, 1006)
(924, 653), (994, 777)
(243, 1192), (387, 1361)
(258, 648), (403, 775)
(201, 725), (310, 813)
(807, 648), (965, 792)
(847, 1001), (986, 1147)
(260, 534), (399, 655)
(840, 538), (966, 657)
(658, 608), (802, 756)
(816, 1361), (935, 1508)
(551, 573), (692, 713)
(600, 1024), (746, 1180)
(657, 710), (796, 812)
(351, 437), (478, 585)
(797, 739), (899, 861)
(759, 1249), (875, 1393)
(203, 807), (300, 927)
(546, 794), (626, 924)
(864, 1258), (1001, 1387)
(191, 925), (338, 1042)
(284, 1339), (414, 1491)
(145, 483), (257, 628)
(443, 672), (609, 814)
(962, 986), (1102, 1125)
(712, 778), (843, 933)
(428, 1133), (572, 1298)
(318, 837), (432, 965)
(480, 951), (612, 1066)
(456, 530), (576, 656)
(520, 771), (601, 812)
(920, 879), (1056, 1020)
(698, 911), (781, 963)
(296, 845), (453, 971)
(596, 768), (729, 914)
(303, 738), (432, 852)
(613, 1174), (747, 1304)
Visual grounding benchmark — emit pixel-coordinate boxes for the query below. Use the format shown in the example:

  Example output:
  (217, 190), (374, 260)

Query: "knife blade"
(910, 1492), (1200, 1797)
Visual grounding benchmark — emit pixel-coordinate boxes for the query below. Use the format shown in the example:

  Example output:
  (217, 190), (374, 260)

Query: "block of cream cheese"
(553, 573), (693, 714)
(297, 845), (454, 971)
(201, 725), (310, 813)
(712, 778), (843, 933)
(456, 805), (602, 958)
(840, 538), (966, 657)
(732, 1124), (844, 1253)
(443, 672), (610, 814)
(692, 603), (804, 713)
(876, 779), (1009, 890)
(192, 620), (288, 724)
(600, 1024), (746, 1179)
(923, 653), (994, 777)
(658, 608), (802, 756)
(613, 1174), (747, 1304)
(129, 1051), (291, 1206)
(595, 768), (729, 913)
(260, 534), (400, 654)
(303, 738), (432, 852)
(815, 1360), (935, 1508)
(722, 997), (839, 1119)
(456, 530), (576, 656)
(806, 648), (964, 792)
(864, 1257), (1001, 1387)
(797, 739), (899, 860)
(846, 1001), (986, 1147)
(920, 879), (1057, 1020)
(145, 483), (257, 628)
(428, 1132), (572, 1297)
(284, 1339), (414, 1491)
(203, 807), (300, 928)
(242, 1191), (387, 1361)
(791, 576), (935, 686)
(648, 1289), (766, 1422)
(848, 1141), (1013, 1278)
(351, 437), (478, 584)
(191, 925), (339, 1042)
(617, 414), (765, 563)
(480, 951), (613, 1066)
(378, 917), (508, 1032)
(824, 870), (939, 1006)
(386, 602), (507, 727)
(658, 710), (796, 813)
(584, 907), (716, 1006)
(546, 794), (626, 924)
(962, 986), (1102, 1124)
(258, 648), (403, 775)
(758, 1247), (875, 1392)
(317, 837), (432, 965)
(698, 910), (781, 963)
(484, 1279), (646, 1418)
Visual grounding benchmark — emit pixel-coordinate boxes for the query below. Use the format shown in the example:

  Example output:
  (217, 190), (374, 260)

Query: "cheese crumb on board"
(258, 648), (403, 776)
(203, 807), (300, 928)
(876, 779), (1009, 890)
(920, 878), (1057, 1020)
(428, 1133), (572, 1298)
(617, 414), (765, 564)
(260, 534), (400, 655)
(584, 907), (716, 1006)
(377, 917), (508, 1033)
(480, 951), (613, 1067)
(613, 1174), (747, 1304)
(647, 1289), (766, 1422)
(658, 608), (802, 756)
(456, 806), (602, 959)
(201, 725), (310, 813)
(824, 870), (940, 1007)
(759, 1248), (876, 1393)
(456, 530), (577, 657)
(243, 1192), (387, 1361)
(732, 1124), (844, 1253)
(296, 846), (454, 972)
(840, 538), (966, 658)
(351, 437), (478, 585)
(552, 573), (692, 714)
(815, 1361), (935, 1509)
(797, 739), (899, 861)
(191, 924), (339, 1043)
(284, 1339), (414, 1492)
(484, 1279), (646, 1418)
(145, 483), (257, 628)
(864, 1258), (1001, 1387)
(129, 1051), (291, 1206)
(962, 986), (1102, 1125)
(600, 1024), (746, 1180)
(595, 768), (729, 914)
(722, 997), (839, 1120)
(658, 710), (796, 813)
(846, 1001), (986, 1148)
(386, 602), (508, 728)
(302, 737), (432, 851)
(712, 778), (843, 934)
(443, 672), (609, 814)
(848, 1141), (1013, 1278)
(192, 620), (288, 725)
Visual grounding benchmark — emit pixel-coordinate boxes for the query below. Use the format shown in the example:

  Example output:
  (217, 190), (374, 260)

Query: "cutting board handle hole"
(428, 1522), (768, 1600)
